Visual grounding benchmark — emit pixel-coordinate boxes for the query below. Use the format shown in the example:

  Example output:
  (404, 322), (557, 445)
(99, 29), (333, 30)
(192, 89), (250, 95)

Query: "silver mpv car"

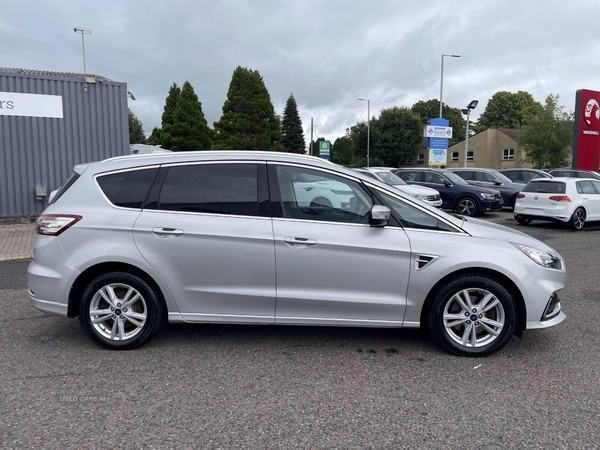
(28, 152), (566, 357)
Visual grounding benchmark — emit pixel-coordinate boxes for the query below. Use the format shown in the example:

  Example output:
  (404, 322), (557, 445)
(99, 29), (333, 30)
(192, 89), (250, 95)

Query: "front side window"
(379, 191), (456, 232)
(476, 171), (498, 183)
(158, 163), (260, 216)
(424, 172), (447, 185)
(275, 166), (372, 224)
(97, 168), (158, 209)
(577, 180), (595, 194)
(591, 180), (600, 193)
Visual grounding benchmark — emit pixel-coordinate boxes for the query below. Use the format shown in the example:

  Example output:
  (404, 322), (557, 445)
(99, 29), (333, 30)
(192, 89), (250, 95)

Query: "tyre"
(454, 197), (479, 216)
(514, 214), (531, 225)
(568, 207), (586, 230)
(428, 274), (516, 357)
(79, 272), (164, 350)
(309, 196), (333, 208)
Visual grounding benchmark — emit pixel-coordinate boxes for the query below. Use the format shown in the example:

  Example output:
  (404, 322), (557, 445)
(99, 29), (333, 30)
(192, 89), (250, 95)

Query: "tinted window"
(275, 166), (371, 224)
(379, 191), (455, 232)
(50, 172), (80, 205)
(397, 171), (422, 182)
(592, 180), (600, 194)
(522, 181), (566, 194)
(158, 164), (259, 216)
(577, 180), (595, 194)
(453, 171), (473, 181)
(97, 168), (158, 209)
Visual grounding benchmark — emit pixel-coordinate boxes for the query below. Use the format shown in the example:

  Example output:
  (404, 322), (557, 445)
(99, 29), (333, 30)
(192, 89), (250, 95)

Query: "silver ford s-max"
(27, 152), (566, 356)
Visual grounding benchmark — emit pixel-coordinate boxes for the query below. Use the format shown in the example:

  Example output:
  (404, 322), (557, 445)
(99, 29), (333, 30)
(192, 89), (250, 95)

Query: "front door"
(269, 164), (411, 326)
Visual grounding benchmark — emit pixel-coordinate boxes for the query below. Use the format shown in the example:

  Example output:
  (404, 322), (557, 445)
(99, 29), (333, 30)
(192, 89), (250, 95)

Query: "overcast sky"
(2, 0), (599, 145)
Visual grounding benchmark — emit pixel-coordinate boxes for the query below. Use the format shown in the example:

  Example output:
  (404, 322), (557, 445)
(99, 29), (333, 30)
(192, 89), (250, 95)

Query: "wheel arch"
(419, 267), (526, 338)
(67, 262), (168, 322)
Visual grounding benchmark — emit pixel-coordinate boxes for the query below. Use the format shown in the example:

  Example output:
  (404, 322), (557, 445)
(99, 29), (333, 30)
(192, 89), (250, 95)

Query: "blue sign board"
(428, 137), (448, 149)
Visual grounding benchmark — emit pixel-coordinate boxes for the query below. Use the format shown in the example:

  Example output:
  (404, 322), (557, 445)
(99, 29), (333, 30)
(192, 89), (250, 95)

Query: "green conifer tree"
(281, 94), (306, 153)
(213, 66), (284, 151)
(161, 81), (212, 151)
(128, 109), (147, 144)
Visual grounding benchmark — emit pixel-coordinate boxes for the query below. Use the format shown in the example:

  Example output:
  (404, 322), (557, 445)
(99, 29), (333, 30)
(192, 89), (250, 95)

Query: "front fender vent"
(415, 254), (438, 271)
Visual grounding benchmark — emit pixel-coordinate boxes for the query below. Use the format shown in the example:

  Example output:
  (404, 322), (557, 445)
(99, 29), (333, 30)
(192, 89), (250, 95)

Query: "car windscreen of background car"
(375, 171), (407, 185)
(522, 181), (566, 194)
(97, 168), (158, 208)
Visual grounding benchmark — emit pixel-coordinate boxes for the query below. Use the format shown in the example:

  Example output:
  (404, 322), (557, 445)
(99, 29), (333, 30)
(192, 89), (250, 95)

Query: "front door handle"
(152, 227), (185, 238)
(283, 237), (317, 248)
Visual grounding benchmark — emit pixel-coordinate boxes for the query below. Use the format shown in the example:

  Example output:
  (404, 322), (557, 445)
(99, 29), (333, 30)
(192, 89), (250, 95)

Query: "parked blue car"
(393, 168), (503, 216)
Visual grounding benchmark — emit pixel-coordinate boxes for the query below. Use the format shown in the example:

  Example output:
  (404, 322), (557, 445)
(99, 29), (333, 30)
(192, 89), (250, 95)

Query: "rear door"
(133, 162), (276, 323)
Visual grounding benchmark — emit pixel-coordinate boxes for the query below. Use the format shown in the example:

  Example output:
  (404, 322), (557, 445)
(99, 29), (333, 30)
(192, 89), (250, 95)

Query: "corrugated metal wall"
(0, 71), (129, 216)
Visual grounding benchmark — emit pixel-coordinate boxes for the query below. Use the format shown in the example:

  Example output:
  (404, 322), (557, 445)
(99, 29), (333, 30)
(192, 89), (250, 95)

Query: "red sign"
(572, 89), (600, 171)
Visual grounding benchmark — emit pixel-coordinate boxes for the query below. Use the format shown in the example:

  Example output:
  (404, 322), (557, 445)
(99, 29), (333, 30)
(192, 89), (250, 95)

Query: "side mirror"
(493, 180), (502, 185)
(444, 180), (452, 187)
(369, 205), (391, 227)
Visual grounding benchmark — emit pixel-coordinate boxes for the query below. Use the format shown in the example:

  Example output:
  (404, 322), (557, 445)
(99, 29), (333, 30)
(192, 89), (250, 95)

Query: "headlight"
(480, 193), (496, 200)
(511, 243), (562, 269)
(413, 195), (427, 200)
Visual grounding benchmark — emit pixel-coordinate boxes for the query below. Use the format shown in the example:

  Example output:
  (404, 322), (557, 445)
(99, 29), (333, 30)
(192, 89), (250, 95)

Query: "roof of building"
(0, 67), (115, 82)
(498, 128), (524, 141)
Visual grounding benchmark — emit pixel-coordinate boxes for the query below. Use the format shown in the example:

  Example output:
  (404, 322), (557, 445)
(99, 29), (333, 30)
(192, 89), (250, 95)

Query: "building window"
(503, 148), (515, 160)
(417, 153), (425, 164)
(451, 152), (459, 162)
(467, 150), (474, 162)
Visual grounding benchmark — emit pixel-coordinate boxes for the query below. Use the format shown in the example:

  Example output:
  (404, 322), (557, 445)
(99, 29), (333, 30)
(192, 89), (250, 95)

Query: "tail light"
(517, 193), (525, 199)
(36, 215), (82, 236)
(549, 195), (571, 202)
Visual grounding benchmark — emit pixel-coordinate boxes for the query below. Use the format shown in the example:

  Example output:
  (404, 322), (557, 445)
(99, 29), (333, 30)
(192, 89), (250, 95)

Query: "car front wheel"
(455, 197), (479, 216)
(428, 274), (516, 357)
(79, 272), (164, 350)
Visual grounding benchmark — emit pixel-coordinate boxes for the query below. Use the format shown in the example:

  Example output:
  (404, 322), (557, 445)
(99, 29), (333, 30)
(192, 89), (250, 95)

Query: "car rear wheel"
(455, 197), (479, 216)
(428, 274), (516, 357)
(79, 272), (164, 350)
(569, 207), (586, 230)
(514, 214), (532, 225)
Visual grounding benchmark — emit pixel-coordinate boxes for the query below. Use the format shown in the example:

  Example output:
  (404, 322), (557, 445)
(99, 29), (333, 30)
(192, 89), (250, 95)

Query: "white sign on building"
(0, 92), (64, 118)
(425, 125), (453, 139)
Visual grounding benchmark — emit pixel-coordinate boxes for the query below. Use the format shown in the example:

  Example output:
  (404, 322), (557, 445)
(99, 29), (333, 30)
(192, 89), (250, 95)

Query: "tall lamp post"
(358, 98), (370, 167)
(461, 100), (479, 168)
(439, 54), (460, 118)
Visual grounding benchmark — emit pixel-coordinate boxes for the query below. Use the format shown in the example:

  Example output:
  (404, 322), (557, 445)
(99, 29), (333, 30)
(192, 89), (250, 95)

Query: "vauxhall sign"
(0, 92), (64, 118)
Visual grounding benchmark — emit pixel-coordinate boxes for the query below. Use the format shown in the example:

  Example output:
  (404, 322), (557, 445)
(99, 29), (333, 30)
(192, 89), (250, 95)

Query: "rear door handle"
(152, 227), (185, 238)
(283, 237), (317, 248)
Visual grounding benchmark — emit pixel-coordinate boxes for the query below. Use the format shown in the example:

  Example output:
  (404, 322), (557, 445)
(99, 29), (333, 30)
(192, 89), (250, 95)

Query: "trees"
(371, 107), (422, 167)
(411, 99), (466, 141)
(520, 94), (573, 169)
(331, 136), (354, 166)
(281, 94), (306, 153)
(475, 91), (540, 132)
(147, 81), (212, 151)
(161, 81), (212, 151)
(128, 109), (147, 144)
(213, 66), (284, 151)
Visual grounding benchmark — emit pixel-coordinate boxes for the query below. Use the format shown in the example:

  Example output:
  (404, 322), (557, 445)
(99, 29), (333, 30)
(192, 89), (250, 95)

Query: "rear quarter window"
(96, 168), (158, 209)
(49, 172), (80, 205)
(522, 181), (566, 194)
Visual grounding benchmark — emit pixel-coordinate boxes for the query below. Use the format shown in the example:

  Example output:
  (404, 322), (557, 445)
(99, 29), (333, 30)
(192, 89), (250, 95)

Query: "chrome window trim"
(136, 208), (272, 221)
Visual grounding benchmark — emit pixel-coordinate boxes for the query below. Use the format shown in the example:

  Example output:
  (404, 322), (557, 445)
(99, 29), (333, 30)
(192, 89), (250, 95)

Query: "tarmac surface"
(0, 210), (516, 262)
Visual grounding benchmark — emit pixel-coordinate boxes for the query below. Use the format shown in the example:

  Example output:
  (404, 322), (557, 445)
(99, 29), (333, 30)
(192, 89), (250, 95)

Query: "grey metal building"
(0, 68), (129, 216)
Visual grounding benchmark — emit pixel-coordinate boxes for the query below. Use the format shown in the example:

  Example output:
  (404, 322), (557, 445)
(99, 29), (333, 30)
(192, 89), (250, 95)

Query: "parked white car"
(353, 168), (443, 207)
(514, 177), (600, 230)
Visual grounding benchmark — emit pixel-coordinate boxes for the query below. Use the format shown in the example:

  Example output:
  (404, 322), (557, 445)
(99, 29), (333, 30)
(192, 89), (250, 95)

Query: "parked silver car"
(352, 167), (442, 207)
(28, 151), (566, 356)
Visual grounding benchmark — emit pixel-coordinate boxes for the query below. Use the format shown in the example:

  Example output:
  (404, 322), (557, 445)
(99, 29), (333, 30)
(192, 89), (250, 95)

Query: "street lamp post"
(461, 100), (479, 168)
(358, 98), (370, 167)
(439, 54), (461, 118)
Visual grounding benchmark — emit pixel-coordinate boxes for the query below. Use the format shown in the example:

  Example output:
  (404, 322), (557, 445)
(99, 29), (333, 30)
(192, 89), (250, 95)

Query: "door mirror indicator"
(369, 205), (390, 227)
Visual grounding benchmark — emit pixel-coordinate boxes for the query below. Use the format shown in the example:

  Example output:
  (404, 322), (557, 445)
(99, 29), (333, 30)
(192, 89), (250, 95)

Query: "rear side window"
(49, 172), (80, 205)
(577, 180), (596, 194)
(397, 171), (422, 182)
(158, 163), (259, 216)
(522, 181), (566, 194)
(97, 168), (158, 209)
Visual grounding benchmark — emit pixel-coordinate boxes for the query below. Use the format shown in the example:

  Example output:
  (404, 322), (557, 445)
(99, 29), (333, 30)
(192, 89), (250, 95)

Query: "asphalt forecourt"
(1, 219), (599, 448)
